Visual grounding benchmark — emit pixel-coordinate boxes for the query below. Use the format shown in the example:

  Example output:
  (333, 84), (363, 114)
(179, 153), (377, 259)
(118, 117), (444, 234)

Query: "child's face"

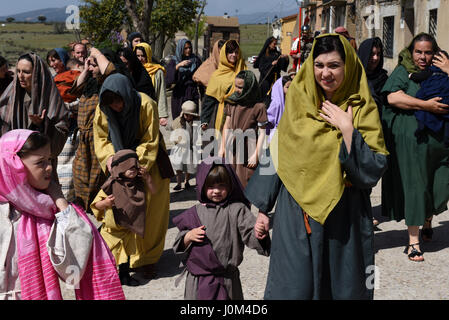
(283, 80), (291, 95)
(206, 183), (229, 203)
(21, 144), (52, 191)
(123, 166), (138, 179)
(184, 113), (194, 122)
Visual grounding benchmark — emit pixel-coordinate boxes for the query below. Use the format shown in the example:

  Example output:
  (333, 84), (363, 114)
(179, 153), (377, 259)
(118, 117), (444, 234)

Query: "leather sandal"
(403, 243), (424, 262)
(421, 217), (433, 242)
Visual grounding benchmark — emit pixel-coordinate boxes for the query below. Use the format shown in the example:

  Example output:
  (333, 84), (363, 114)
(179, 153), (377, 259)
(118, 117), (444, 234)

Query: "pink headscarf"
(0, 129), (125, 300)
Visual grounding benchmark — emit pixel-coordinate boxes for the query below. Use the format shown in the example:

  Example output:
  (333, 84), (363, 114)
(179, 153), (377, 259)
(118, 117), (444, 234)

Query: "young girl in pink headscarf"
(0, 129), (125, 300)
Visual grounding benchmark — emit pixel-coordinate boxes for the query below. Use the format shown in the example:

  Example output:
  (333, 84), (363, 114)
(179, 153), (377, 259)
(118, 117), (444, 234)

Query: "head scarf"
(0, 53), (68, 155)
(270, 34), (388, 225)
(398, 33), (436, 74)
(101, 149), (146, 237)
(175, 39), (199, 77)
(195, 157), (250, 208)
(357, 37), (389, 96)
(205, 40), (247, 132)
(54, 48), (70, 67)
(99, 73), (142, 152)
(254, 36), (277, 69)
(118, 47), (156, 100)
(134, 42), (166, 85)
(193, 40), (222, 87)
(127, 32), (143, 45)
(226, 70), (262, 106)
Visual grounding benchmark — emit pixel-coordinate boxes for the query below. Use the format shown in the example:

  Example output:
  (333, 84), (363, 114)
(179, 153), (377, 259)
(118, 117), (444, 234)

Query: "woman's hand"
(89, 47), (102, 59)
(319, 101), (354, 135)
(433, 52), (449, 74)
(159, 117), (168, 127)
(424, 97), (449, 114)
(176, 60), (191, 70)
(103, 195), (115, 208)
(254, 212), (269, 240)
(29, 109), (46, 126)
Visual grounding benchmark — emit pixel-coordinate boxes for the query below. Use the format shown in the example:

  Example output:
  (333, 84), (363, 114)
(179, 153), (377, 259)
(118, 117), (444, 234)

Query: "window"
(383, 16), (394, 58)
(429, 9), (438, 38)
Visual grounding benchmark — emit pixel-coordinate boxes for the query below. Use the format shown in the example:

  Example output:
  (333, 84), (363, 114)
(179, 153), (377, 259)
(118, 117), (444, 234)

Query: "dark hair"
(372, 37), (383, 51)
(282, 75), (291, 87)
(225, 40), (239, 55)
(46, 49), (61, 64)
(135, 46), (147, 60)
(236, 70), (246, 80)
(265, 37), (276, 56)
(18, 54), (34, 67)
(408, 33), (439, 54)
(17, 132), (50, 158)
(312, 35), (346, 63)
(217, 39), (226, 50)
(0, 56), (7, 68)
(203, 165), (232, 195)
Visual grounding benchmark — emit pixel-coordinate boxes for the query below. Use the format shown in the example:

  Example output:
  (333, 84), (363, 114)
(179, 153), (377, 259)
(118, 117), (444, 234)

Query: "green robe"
(381, 65), (449, 226)
(244, 129), (387, 300)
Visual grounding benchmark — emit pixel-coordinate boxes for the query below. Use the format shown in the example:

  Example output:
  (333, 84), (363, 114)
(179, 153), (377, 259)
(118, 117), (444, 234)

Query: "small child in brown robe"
(172, 157), (270, 300)
(92, 149), (155, 286)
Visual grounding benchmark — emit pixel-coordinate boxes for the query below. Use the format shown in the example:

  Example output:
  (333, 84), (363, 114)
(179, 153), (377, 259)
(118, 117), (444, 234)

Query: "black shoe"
(119, 272), (140, 286)
(174, 184), (182, 191)
(185, 181), (191, 189)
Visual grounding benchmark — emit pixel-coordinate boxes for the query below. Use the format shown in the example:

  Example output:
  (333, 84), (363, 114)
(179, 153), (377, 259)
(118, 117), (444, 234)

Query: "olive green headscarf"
(270, 34), (388, 225)
(226, 70), (262, 106)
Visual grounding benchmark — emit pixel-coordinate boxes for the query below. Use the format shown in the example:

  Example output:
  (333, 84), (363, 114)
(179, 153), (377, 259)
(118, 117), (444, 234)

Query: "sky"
(2, 0), (300, 17)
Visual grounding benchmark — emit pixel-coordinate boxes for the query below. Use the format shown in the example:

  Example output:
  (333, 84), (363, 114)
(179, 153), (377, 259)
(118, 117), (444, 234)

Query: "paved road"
(61, 62), (449, 300)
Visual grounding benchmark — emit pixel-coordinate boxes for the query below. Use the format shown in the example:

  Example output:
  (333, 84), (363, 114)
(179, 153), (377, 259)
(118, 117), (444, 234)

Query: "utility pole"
(267, 16), (270, 38)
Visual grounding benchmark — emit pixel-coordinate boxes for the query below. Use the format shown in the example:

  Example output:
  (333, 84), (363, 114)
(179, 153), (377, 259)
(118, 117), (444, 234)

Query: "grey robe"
(173, 202), (270, 300)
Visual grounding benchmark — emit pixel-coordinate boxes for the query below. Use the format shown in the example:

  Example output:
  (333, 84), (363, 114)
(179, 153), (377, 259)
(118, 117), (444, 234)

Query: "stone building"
(203, 15), (240, 59)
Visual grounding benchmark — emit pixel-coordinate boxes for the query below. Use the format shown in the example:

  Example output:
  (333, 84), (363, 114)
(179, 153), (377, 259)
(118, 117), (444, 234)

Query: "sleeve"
(223, 104), (231, 117)
(254, 103), (268, 124)
(172, 230), (193, 264)
(93, 105), (116, 173)
(155, 70), (169, 119)
(381, 65), (410, 95)
(135, 96), (160, 171)
(339, 129), (388, 189)
(244, 152), (282, 214)
(237, 205), (271, 256)
(164, 59), (177, 87)
(90, 189), (108, 222)
(201, 95), (219, 126)
(278, 56), (289, 72)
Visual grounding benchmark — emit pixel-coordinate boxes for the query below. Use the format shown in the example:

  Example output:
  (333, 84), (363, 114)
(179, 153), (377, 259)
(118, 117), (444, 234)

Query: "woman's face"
(226, 50), (238, 65)
(87, 57), (100, 78)
(136, 48), (147, 64)
(21, 143), (52, 191)
(313, 50), (345, 99)
(283, 80), (292, 95)
(206, 183), (229, 203)
(183, 42), (192, 57)
(119, 55), (130, 70)
(367, 46), (381, 73)
(412, 40), (434, 70)
(17, 59), (33, 92)
(234, 77), (245, 95)
(123, 165), (138, 179)
(269, 39), (277, 50)
(132, 37), (142, 49)
(48, 56), (65, 74)
(104, 92), (125, 113)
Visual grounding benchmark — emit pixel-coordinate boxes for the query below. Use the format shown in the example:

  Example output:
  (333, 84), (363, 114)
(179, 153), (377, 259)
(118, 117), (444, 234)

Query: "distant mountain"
(235, 9), (298, 25)
(0, 7), (68, 23)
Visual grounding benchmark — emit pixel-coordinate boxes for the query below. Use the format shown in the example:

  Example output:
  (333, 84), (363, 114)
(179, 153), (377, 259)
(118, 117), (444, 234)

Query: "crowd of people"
(0, 25), (449, 301)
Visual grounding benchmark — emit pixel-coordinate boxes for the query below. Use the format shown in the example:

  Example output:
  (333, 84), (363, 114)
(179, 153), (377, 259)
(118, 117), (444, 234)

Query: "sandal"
(421, 218), (433, 242)
(403, 243), (424, 262)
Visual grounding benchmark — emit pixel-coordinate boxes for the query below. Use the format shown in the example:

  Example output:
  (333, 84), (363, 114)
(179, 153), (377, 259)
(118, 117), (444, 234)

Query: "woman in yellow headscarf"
(244, 34), (388, 300)
(135, 42), (169, 127)
(200, 40), (246, 135)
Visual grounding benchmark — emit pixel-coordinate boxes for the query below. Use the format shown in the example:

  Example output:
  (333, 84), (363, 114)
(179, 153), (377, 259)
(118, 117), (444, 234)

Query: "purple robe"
(266, 77), (286, 143)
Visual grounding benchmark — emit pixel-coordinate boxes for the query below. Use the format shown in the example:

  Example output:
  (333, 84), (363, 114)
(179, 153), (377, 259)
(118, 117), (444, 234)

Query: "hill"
(0, 7), (69, 23)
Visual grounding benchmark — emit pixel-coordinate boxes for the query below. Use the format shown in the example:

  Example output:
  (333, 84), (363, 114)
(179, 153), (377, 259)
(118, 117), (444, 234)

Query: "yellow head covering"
(205, 40), (247, 132)
(134, 42), (166, 85)
(270, 34), (388, 225)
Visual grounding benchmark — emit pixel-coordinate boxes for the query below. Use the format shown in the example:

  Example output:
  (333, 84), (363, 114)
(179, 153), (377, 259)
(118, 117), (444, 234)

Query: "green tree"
(79, 0), (127, 44)
(38, 15), (47, 23)
(6, 17), (15, 23)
